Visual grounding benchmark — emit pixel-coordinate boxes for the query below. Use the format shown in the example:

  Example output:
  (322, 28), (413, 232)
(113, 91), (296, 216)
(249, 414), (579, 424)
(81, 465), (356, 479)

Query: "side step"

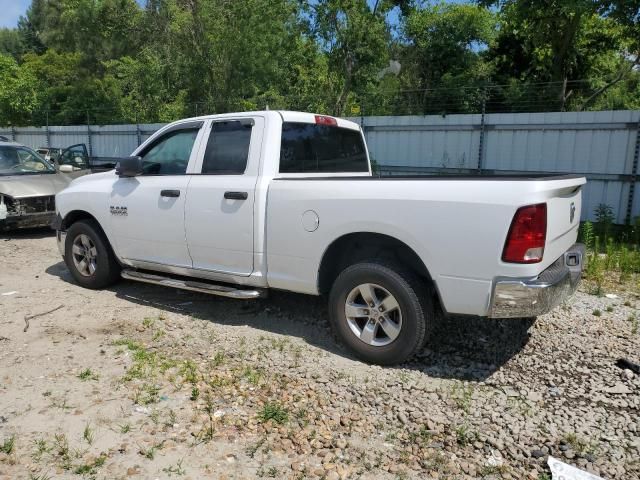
(121, 269), (266, 300)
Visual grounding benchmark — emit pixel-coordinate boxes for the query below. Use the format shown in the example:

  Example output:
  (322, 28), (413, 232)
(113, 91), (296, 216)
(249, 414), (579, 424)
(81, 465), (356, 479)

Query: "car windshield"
(0, 146), (56, 175)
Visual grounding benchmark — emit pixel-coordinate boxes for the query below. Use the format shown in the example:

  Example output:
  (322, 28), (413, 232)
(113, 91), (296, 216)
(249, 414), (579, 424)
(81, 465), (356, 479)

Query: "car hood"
(0, 173), (71, 198)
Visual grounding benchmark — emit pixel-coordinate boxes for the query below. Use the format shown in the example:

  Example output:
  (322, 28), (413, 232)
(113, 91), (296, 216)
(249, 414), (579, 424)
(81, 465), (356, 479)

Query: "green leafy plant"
(258, 402), (289, 425)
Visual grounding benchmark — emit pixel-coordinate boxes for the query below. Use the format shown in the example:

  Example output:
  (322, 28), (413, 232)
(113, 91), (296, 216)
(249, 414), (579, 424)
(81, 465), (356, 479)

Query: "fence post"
(10, 125), (16, 142)
(86, 110), (93, 157)
(135, 113), (142, 147)
(477, 88), (487, 173)
(45, 111), (51, 147)
(625, 118), (640, 225)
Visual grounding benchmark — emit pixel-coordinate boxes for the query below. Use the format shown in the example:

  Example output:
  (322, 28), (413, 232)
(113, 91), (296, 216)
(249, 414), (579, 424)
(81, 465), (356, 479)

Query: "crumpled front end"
(0, 193), (56, 231)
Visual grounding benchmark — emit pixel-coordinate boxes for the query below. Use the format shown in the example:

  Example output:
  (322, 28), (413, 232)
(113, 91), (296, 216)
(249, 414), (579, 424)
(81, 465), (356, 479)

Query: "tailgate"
(542, 178), (585, 269)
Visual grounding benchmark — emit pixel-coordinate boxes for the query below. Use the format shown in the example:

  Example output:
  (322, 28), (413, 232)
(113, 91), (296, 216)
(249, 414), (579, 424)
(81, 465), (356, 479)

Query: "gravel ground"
(0, 230), (638, 480)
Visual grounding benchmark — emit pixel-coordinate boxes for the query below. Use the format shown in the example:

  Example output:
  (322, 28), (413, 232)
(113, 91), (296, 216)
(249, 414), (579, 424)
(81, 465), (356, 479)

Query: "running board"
(121, 269), (265, 300)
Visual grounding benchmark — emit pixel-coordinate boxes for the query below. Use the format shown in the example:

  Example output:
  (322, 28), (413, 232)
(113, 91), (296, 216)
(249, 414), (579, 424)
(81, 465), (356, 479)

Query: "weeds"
(32, 438), (50, 461)
(579, 214), (640, 296)
(190, 386), (200, 401)
(258, 402), (289, 425)
(119, 423), (131, 434)
(592, 309), (602, 317)
(0, 435), (15, 454)
(163, 459), (186, 476)
(246, 436), (266, 458)
(455, 424), (477, 446)
(450, 383), (474, 414)
(82, 423), (94, 445)
(77, 368), (99, 381)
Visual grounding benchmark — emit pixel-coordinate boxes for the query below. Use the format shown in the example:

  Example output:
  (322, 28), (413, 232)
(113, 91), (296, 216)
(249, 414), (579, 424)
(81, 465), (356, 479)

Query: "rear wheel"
(328, 261), (434, 365)
(64, 219), (120, 289)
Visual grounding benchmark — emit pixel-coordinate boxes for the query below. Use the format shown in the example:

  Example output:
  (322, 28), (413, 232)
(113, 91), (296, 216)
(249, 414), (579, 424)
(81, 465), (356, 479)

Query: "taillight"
(315, 115), (337, 126)
(502, 203), (547, 263)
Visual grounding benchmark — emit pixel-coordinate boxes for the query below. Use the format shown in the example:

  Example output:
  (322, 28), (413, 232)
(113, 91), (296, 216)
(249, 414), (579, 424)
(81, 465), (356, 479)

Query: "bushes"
(579, 206), (640, 294)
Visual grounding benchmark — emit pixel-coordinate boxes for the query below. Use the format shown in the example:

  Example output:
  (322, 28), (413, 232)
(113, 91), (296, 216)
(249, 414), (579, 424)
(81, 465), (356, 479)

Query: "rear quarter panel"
(265, 177), (585, 316)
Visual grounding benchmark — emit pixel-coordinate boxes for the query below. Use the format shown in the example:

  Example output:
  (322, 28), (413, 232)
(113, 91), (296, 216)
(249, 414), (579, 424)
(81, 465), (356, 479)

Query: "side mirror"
(115, 156), (143, 177)
(58, 164), (74, 173)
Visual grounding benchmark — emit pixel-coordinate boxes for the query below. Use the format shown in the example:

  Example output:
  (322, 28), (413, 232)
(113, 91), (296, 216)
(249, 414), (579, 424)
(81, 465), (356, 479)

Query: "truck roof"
(172, 110), (361, 131)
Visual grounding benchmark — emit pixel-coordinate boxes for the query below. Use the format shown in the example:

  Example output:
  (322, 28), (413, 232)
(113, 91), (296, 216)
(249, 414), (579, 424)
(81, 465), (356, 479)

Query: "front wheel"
(64, 219), (121, 289)
(328, 261), (434, 365)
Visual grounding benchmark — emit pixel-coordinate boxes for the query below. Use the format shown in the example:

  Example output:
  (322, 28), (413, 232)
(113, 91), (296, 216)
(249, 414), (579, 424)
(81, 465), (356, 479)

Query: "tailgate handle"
(160, 189), (180, 198)
(224, 191), (248, 200)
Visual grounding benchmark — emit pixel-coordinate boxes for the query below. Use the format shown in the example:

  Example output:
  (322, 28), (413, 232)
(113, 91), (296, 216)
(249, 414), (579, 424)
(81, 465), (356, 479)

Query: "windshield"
(0, 146), (56, 175)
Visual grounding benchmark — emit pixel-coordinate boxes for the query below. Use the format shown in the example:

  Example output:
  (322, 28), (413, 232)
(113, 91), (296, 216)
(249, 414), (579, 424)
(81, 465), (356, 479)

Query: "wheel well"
(61, 210), (99, 231)
(318, 232), (433, 296)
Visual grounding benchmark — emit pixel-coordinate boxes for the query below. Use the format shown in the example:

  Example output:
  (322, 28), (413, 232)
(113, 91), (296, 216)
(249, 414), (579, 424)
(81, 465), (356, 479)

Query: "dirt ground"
(0, 230), (638, 480)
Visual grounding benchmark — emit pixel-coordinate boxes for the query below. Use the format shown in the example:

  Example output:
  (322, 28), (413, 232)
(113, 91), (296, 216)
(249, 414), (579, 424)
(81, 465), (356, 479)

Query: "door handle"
(160, 189), (180, 198)
(224, 191), (248, 200)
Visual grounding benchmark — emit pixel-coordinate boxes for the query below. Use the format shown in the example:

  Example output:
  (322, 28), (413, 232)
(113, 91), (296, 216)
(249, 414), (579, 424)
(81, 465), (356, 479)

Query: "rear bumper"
(488, 243), (585, 318)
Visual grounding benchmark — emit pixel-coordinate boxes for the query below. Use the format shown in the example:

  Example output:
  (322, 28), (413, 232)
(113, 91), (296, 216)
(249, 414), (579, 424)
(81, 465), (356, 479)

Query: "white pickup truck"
(54, 111), (586, 364)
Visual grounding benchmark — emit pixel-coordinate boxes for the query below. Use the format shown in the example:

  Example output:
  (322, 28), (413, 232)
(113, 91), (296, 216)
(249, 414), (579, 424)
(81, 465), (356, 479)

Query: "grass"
(190, 386), (200, 401)
(73, 454), (106, 475)
(606, 305), (614, 312)
(138, 442), (163, 460)
(579, 217), (640, 295)
(450, 383), (474, 414)
(258, 402), (289, 425)
(407, 425), (432, 446)
(0, 435), (15, 454)
(32, 438), (50, 461)
(82, 423), (95, 445)
(592, 309), (602, 317)
(119, 423), (131, 434)
(455, 423), (477, 446)
(163, 459), (186, 476)
(630, 314), (638, 334)
(562, 432), (598, 456)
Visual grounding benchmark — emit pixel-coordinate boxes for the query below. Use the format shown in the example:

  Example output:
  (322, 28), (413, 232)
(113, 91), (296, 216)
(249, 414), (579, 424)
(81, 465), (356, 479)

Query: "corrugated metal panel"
(3, 111), (639, 223)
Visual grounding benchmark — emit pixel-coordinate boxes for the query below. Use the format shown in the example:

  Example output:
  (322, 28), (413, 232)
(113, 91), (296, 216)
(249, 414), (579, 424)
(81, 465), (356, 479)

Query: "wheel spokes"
(379, 315), (401, 341)
(345, 302), (369, 318)
(358, 283), (378, 306)
(359, 321), (377, 344)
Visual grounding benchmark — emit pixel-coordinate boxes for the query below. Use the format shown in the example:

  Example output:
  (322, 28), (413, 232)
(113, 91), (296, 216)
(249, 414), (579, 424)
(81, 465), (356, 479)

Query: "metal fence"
(2, 110), (639, 223)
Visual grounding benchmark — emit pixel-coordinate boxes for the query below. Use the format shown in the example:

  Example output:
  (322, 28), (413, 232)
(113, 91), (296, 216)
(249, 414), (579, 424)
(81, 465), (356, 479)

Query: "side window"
(279, 122), (368, 173)
(201, 121), (252, 175)
(140, 128), (199, 175)
(60, 145), (89, 170)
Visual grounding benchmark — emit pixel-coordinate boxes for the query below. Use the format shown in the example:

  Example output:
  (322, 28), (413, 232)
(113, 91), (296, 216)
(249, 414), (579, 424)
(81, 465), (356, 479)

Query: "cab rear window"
(279, 122), (368, 173)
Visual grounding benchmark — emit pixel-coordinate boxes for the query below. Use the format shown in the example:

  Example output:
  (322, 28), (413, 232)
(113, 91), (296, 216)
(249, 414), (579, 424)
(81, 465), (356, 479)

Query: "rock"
(325, 472), (340, 480)
(225, 453), (237, 463)
(291, 461), (305, 472)
(126, 466), (141, 476)
(621, 369), (634, 380)
(604, 383), (631, 395)
(531, 450), (546, 459)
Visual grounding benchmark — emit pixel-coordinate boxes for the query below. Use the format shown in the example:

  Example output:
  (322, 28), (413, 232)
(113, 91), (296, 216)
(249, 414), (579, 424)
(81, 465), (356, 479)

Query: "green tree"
(0, 54), (39, 125)
(401, 3), (496, 114)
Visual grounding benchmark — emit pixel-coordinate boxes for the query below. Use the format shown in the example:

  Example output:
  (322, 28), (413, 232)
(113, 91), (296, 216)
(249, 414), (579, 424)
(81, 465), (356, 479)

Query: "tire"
(64, 219), (121, 289)
(328, 261), (434, 365)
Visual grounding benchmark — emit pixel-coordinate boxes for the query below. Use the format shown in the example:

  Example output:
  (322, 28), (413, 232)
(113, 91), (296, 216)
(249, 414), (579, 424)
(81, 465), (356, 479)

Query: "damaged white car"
(0, 140), (73, 231)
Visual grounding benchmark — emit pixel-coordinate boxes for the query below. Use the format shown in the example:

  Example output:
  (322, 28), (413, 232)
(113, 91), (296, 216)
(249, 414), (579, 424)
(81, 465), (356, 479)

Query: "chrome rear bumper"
(488, 244), (585, 318)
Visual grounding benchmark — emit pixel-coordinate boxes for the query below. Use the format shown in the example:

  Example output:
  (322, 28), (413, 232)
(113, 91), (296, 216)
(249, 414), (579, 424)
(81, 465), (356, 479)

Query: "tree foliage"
(0, 0), (638, 126)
